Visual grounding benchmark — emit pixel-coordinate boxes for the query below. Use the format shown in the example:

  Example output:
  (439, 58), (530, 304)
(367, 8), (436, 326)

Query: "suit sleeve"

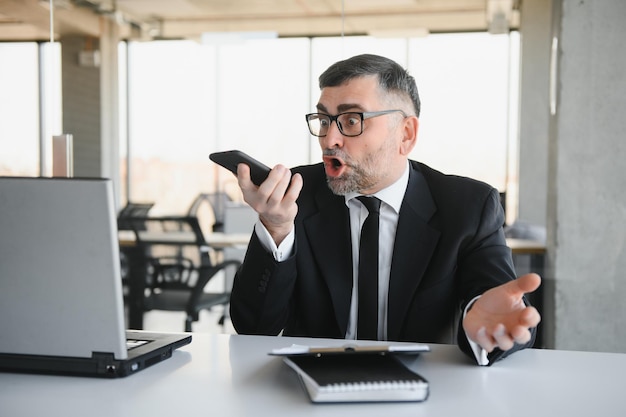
(229, 232), (297, 335)
(454, 187), (537, 364)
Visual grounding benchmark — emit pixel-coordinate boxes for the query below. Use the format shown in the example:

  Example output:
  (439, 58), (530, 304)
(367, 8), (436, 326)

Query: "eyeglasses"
(305, 109), (408, 137)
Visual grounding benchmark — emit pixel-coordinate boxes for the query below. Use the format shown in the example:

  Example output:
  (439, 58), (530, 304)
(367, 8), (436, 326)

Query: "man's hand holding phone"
(210, 150), (303, 245)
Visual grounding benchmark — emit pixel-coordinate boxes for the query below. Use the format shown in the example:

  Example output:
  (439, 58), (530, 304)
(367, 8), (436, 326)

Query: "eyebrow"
(316, 103), (366, 114)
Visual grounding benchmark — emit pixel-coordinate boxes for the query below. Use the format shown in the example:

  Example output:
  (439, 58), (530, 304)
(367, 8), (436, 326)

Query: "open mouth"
(323, 155), (347, 178)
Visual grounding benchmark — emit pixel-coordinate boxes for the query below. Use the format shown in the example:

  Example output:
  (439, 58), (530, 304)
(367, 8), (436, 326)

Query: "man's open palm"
(463, 273), (542, 352)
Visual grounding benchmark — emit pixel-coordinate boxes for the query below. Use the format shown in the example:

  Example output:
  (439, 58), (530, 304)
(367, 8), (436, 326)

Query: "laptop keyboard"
(126, 339), (149, 350)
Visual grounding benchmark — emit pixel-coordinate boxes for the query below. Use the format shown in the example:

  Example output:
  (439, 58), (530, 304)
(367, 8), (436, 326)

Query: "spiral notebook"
(271, 344), (430, 403)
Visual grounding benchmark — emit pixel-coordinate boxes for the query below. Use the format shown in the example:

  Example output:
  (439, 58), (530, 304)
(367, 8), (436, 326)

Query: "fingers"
(513, 273), (542, 294)
(236, 163), (254, 190)
(493, 324), (515, 351)
(519, 306), (542, 328)
(238, 164), (300, 204)
(471, 306), (540, 352)
(467, 275), (542, 354)
(475, 324), (515, 352)
(474, 327), (496, 352)
(475, 327), (496, 353)
(474, 309), (538, 352)
(510, 325), (533, 345)
(475, 324), (533, 353)
(239, 163), (301, 228)
(268, 167), (301, 205)
(286, 173), (303, 200)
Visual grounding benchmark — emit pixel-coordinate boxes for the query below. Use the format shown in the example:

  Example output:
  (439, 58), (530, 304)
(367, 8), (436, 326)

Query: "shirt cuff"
(464, 295), (490, 366)
(254, 220), (295, 262)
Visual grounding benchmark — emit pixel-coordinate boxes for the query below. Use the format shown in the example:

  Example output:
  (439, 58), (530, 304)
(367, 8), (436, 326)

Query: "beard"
(324, 143), (394, 196)
(326, 164), (375, 195)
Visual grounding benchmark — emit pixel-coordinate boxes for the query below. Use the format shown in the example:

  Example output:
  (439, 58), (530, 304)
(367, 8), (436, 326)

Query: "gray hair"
(318, 54), (421, 117)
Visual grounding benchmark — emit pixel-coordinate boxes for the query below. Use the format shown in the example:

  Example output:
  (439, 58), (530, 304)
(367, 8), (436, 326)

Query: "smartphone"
(209, 150), (271, 186)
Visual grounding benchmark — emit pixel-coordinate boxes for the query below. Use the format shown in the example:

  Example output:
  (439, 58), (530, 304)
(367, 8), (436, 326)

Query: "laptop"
(0, 177), (191, 378)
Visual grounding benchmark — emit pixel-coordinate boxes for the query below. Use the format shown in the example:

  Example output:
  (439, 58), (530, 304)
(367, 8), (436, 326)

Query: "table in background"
(506, 238), (546, 256)
(118, 230), (250, 249)
(118, 230), (250, 329)
(506, 238), (547, 347)
(119, 235), (544, 332)
(1, 333), (624, 417)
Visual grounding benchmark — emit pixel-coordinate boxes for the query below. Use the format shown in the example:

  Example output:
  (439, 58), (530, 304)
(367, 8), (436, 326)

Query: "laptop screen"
(0, 177), (128, 360)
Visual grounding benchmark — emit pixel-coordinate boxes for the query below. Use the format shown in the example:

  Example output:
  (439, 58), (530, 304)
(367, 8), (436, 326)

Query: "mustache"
(323, 149), (351, 165)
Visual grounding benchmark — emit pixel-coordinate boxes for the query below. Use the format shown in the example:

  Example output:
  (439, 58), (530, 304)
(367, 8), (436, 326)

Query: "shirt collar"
(345, 161), (410, 214)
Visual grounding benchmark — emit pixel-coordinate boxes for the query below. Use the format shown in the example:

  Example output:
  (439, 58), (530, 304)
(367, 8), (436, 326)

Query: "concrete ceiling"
(0, 0), (519, 42)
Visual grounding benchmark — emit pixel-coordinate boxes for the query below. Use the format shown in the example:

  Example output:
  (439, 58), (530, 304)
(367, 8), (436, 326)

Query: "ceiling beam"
(0, 0), (103, 41)
(0, 0), (520, 42)
(158, 10), (519, 39)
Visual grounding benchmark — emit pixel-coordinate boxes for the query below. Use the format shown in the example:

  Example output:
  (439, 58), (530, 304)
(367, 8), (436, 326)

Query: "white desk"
(1, 333), (624, 417)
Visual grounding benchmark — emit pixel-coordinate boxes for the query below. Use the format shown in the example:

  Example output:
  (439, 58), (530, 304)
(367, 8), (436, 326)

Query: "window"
(125, 33), (519, 220)
(0, 43), (41, 176)
(126, 38), (310, 214)
(0, 42), (61, 177)
(408, 32), (517, 193)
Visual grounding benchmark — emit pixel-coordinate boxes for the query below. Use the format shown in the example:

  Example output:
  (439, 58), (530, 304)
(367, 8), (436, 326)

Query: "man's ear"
(400, 116), (419, 156)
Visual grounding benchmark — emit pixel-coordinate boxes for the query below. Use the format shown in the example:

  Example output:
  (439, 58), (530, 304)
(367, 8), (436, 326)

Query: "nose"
(319, 120), (344, 149)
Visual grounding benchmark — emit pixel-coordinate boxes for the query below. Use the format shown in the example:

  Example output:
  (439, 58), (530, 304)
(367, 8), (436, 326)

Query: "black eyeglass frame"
(305, 109), (408, 137)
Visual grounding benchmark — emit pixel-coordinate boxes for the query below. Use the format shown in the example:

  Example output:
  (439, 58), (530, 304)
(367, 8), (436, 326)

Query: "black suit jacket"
(230, 161), (535, 364)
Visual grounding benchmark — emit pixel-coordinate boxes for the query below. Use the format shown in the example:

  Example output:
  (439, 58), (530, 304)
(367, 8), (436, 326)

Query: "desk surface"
(1, 333), (623, 417)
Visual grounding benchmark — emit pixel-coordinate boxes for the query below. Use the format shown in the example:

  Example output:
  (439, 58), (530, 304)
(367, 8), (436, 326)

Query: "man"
(229, 54), (541, 365)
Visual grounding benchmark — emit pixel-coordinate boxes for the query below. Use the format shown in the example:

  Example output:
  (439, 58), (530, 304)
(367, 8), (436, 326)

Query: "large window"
(408, 33), (518, 193)
(126, 38), (311, 214)
(0, 33), (519, 223)
(0, 43), (41, 176)
(126, 33), (519, 220)
(0, 42), (61, 177)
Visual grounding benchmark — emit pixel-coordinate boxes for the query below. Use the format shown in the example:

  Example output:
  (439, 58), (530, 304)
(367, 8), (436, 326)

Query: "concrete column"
(546, 0), (626, 352)
(60, 16), (121, 205)
(517, 0), (552, 228)
(61, 35), (101, 177)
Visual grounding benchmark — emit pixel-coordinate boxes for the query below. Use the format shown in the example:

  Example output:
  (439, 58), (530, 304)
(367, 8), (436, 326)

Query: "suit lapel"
(303, 188), (353, 335)
(387, 165), (441, 340)
(301, 164), (441, 339)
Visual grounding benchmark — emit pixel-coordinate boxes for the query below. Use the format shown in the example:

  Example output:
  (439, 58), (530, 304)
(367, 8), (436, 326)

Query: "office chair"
(130, 215), (241, 332)
(187, 192), (232, 233)
(117, 201), (155, 231)
(117, 202), (155, 301)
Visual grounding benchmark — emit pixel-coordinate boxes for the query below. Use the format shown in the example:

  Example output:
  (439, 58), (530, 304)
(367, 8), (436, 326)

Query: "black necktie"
(356, 196), (381, 340)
